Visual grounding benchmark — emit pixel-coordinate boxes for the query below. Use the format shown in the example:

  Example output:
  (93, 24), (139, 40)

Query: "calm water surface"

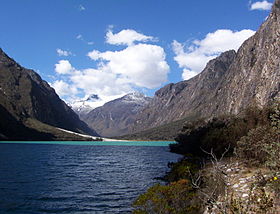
(0, 142), (181, 214)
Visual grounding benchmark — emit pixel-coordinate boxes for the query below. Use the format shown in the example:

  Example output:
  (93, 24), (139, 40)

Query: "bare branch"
(219, 144), (231, 161)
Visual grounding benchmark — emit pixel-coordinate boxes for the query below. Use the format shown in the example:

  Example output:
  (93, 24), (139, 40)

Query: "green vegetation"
(134, 101), (280, 213)
(237, 101), (280, 170)
(0, 104), (53, 140)
(171, 106), (271, 157)
(133, 180), (201, 214)
(24, 118), (101, 141)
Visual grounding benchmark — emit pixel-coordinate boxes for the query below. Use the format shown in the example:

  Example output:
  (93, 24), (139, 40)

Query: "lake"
(0, 142), (181, 213)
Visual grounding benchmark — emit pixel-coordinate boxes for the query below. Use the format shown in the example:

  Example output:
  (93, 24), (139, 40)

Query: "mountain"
(0, 48), (98, 140)
(130, 50), (237, 133)
(81, 92), (151, 137)
(129, 1), (280, 135)
(68, 94), (103, 117)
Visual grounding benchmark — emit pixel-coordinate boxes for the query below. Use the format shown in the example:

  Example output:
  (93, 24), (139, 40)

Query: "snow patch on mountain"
(68, 94), (105, 115)
(121, 91), (151, 105)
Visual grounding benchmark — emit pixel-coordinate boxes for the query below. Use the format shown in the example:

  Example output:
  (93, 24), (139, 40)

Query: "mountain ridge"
(68, 94), (102, 117)
(0, 48), (99, 140)
(130, 50), (237, 133)
(82, 92), (151, 137)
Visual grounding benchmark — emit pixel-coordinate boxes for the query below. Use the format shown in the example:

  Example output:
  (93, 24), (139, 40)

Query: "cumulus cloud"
(70, 69), (132, 97)
(87, 43), (169, 89)
(182, 69), (200, 81)
(87, 50), (100, 60)
(55, 60), (74, 74)
(51, 80), (78, 97)
(52, 29), (169, 103)
(106, 29), (155, 46)
(172, 29), (255, 80)
(250, 1), (272, 11)
(172, 40), (214, 78)
(56, 48), (72, 57)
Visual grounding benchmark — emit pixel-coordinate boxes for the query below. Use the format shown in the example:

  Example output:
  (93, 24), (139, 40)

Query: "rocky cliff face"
(82, 92), (151, 137)
(131, 50), (237, 132)
(131, 0), (279, 133)
(215, 0), (280, 114)
(0, 49), (98, 139)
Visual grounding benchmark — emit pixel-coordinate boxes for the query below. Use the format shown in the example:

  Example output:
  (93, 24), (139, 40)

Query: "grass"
(24, 118), (97, 141)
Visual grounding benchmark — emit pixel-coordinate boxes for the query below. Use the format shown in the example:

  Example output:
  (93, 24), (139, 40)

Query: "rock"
(131, 51), (237, 133)
(239, 179), (247, 184)
(226, 168), (232, 172)
(242, 193), (249, 198)
(233, 184), (239, 188)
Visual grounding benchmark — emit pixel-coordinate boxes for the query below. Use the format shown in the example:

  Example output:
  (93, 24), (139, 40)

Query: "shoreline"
(56, 128), (175, 142)
(0, 141), (174, 147)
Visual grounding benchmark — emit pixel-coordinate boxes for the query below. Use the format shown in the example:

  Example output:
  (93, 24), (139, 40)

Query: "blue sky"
(0, 0), (273, 104)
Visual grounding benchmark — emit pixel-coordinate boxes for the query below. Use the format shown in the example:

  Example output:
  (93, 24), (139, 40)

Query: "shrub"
(171, 115), (254, 157)
(164, 158), (200, 182)
(236, 125), (273, 166)
(171, 104), (275, 160)
(133, 180), (201, 214)
(237, 100), (280, 169)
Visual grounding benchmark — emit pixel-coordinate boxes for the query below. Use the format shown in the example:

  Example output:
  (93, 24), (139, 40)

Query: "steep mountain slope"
(0, 104), (54, 140)
(130, 1), (280, 134)
(130, 50), (237, 133)
(214, 0), (280, 114)
(0, 48), (98, 139)
(82, 92), (151, 137)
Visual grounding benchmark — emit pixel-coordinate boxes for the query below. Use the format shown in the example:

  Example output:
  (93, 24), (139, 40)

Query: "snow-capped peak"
(68, 94), (104, 115)
(68, 92), (151, 116)
(122, 92), (151, 105)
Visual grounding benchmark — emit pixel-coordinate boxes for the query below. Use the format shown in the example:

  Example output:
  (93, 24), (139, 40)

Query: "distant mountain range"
(0, 49), (98, 140)
(80, 92), (151, 137)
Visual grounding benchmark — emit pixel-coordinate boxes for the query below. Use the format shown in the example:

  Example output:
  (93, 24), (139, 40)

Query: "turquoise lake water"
(0, 141), (175, 146)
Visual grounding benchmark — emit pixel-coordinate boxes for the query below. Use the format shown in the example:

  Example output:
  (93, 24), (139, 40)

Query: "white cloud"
(193, 29), (255, 54)
(56, 48), (72, 57)
(106, 29), (155, 46)
(53, 29), (169, 103)
(88, 43), (169, 89)
(70, 69), (132, 97)
(172, 29), (255, 80)
(51, 80), (78, 97)
(250, 1), (272, 10)
(55, 60), (74, 74)
(172, 40), (214, 75)
(182, 69), (200, 80)
(87, 50), (100, 60)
